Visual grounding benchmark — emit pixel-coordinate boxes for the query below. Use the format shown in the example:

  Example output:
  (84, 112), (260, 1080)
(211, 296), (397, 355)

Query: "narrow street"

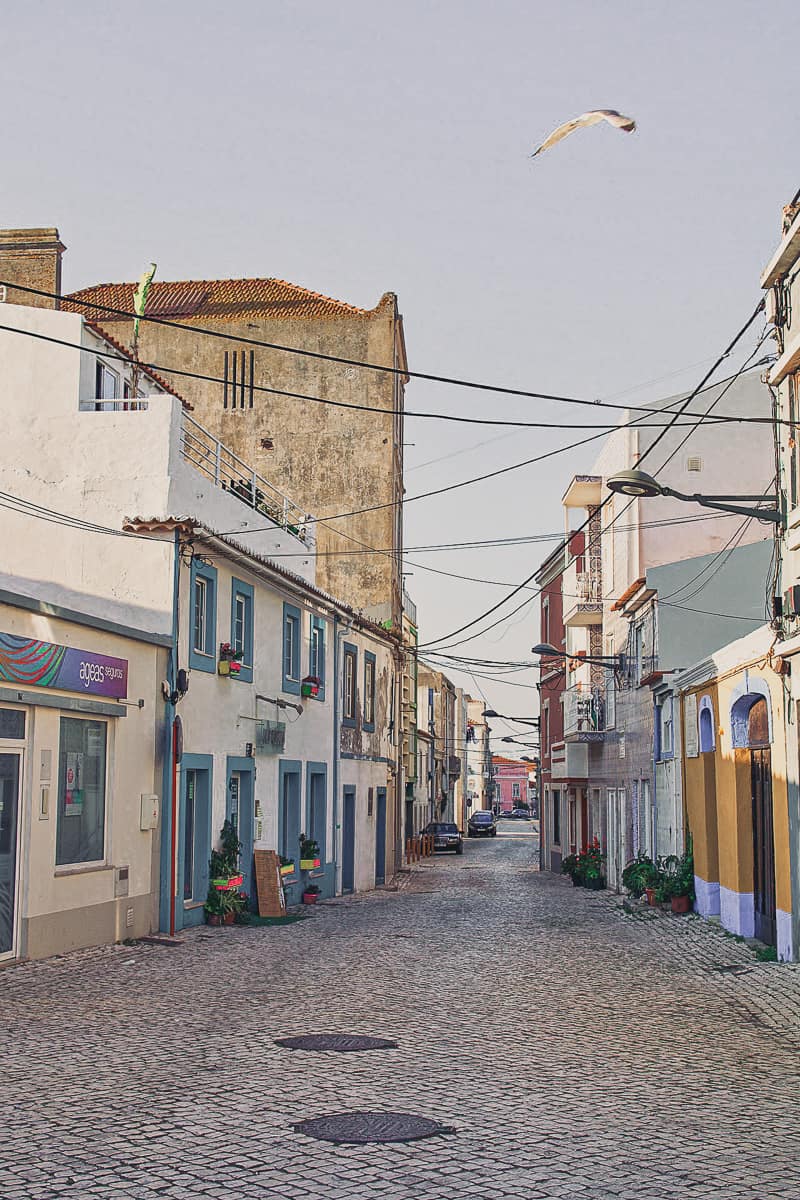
(4, 826), (800, 1200)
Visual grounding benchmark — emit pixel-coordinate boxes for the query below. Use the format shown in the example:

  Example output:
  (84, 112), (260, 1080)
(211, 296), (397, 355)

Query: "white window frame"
(193, 576), (208, 655)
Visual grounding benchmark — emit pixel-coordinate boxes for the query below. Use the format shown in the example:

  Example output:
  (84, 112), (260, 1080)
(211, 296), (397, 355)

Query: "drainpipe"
(332, 614), (340, 896)
(159, 530), (181, 933)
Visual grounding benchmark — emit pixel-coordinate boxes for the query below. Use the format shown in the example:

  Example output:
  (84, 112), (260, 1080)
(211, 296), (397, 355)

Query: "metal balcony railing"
(563, 684), (608, 738)
(180, 412), (308, 539)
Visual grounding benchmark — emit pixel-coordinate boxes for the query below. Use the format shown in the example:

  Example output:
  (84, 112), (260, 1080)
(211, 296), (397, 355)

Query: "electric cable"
(2, 279), (777, 425)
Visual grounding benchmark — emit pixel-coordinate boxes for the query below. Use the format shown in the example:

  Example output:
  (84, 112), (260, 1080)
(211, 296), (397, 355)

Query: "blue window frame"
(363, 651), (376, 732)
(307, 762), (327, 862)
(342, 641), (357, 727)
(282, 602), (301, 694)
(189, 559), (217, 673)
(230, 578), (254, 683)
(309, 615), (326, 701)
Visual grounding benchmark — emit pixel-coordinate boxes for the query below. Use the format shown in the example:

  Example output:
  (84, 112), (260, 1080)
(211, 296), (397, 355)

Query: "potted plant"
(302, 883), (321, 905)
(209, 820), (244, 890)
(667, 845), (695, 914)
(622, 853), (659, 900)
(280, 855), (296, 878)
(560, 852), (582, 886)
(203, 886), (226, 926)
(301, 675), (321, 698)
(299, 833), (321, 870)
(578, 839), (606, 890)
(218, 641), (244, 676)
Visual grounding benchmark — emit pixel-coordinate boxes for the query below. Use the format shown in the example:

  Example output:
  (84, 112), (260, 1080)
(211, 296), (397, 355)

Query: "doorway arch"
(730, 691), (776, 946)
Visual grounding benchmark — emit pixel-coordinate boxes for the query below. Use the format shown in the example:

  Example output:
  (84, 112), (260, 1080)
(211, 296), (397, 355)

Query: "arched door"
(749, 698), (776, 946)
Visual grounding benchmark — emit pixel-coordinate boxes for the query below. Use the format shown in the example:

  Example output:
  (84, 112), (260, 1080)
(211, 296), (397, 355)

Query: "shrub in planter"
(302, 884), (321, 905)
(622, 853), (659, 899)
(204, 886), (226, 925)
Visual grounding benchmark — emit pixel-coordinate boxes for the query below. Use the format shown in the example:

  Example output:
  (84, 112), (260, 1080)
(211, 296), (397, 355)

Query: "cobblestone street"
(4, 823), (800, 1200)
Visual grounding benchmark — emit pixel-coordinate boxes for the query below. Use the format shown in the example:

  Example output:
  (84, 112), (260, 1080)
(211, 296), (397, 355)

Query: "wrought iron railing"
(180, 412), (307, 539)
(563, 684), (607, 737)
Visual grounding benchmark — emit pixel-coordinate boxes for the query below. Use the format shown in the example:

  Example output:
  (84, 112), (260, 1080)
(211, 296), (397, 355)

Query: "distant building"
(491, 756), (530, 814)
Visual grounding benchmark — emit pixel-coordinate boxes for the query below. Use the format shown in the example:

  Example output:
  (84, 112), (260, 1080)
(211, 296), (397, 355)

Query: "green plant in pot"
(302, 883), (321, 905)
(203, 886), (226, 926)
(667, 843), (695, 913)
(622, 853), (659, 899)
(560, 852), (583, 886)
(210, 820), (243, 889)
(299, 832), (321, 870)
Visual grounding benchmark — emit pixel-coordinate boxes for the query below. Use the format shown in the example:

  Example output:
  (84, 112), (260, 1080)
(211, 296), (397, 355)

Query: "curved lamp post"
(606, 468), (782, 524)
(482, 708), (540, 726)
(532, 642), (624, 672)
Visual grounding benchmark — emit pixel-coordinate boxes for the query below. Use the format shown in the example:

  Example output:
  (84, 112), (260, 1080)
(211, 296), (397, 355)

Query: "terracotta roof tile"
(66, 278), (396, 324)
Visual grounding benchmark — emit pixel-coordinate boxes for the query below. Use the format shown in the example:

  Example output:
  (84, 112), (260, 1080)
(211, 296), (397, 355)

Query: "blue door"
(279, 760), (302, 904)
(176, 756), (212, 929)
(342, 786), (356, 894)
(226, 757), (254, 901)
(375, 787), (387, 886)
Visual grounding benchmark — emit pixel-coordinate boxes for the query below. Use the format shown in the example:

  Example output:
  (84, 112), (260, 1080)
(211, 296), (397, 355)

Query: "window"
(309, 615), (326, 700)
(0, 709), (25, 739)
(189, 560), (217, 672)
(95, 361), (119, 408)
(230, 578), (254, 683)
(699, 695), (715, 753)
(661, 697), (674, 759)
(343, 643), (357, 725)
(542, 703), (550, 756)
(364, 651), (376, 731)
(183, 769), (197, 900)
(308, 766), (327, 862)
(542, 597), (550, 646)
(552, 788), (561, 845)
(282, 603), (301, 693)
(790, 374), (798, 510)
(56, 717), (107, 866)
(512, 782), (521, 800)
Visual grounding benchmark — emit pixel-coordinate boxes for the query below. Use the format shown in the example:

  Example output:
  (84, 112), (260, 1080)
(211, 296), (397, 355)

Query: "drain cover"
(292, 1111), (453, 1144)
(275, 1034), (397, 1052)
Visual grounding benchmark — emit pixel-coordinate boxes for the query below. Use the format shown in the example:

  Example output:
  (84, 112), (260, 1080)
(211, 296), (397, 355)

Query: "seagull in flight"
(530, 109), (636, 158)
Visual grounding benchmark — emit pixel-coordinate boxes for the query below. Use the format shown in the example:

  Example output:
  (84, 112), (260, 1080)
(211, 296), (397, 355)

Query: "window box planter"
(280, 863), (296, 878)
(301, 675), (321, 698)
(218, 660), (231, 676)
(300, 858), (321, 870)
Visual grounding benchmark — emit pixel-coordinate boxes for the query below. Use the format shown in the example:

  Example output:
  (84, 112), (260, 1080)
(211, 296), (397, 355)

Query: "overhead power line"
(0, 281), (777, 427)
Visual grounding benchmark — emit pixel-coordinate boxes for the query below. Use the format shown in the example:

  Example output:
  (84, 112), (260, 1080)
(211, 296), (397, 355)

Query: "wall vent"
(686, 455), (703, 473)
(126, 907), (134, 928)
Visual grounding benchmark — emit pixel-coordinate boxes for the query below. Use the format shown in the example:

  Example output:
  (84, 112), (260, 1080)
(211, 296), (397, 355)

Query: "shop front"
(0, 609), (165, 961)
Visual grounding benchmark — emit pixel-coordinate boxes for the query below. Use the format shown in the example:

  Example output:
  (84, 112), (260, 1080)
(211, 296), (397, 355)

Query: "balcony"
(550, 740), (589, 780)
(563, 684), (609, 742)
(562, 559), (602, 626)
(180, 412), (308, 540)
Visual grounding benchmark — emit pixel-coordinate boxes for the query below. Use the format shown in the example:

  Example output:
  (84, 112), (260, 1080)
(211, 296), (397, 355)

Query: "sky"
(3, 1), (799, 750)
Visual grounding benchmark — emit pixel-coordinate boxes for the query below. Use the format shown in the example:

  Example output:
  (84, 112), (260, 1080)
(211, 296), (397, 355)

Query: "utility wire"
(2, 280), (777, 425)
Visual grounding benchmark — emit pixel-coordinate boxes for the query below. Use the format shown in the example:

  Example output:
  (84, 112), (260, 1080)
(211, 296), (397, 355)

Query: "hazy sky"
(4, 1), (799, 745)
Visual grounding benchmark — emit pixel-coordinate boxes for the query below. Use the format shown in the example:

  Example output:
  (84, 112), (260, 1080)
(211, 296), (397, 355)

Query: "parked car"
(468, 810), (497, 837)
(510, 808), (531, 819)
(424, 821), (463, 854)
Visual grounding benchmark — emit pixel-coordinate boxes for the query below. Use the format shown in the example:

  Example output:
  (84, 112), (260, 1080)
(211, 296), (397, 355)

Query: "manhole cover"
(275, 1034), (398, 1052)
(292, 1111), (453, 1144)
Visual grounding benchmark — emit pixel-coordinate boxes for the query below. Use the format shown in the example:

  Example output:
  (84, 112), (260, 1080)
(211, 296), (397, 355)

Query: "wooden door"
(751, 748), (776, 946)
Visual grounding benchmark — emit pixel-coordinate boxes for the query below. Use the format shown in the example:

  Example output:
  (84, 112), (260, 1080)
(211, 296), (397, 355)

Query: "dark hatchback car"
(424, 821), (464, 854)
(467, 810), (497, 837)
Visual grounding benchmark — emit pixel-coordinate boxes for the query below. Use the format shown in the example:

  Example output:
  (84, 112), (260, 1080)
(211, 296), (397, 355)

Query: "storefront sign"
(255, 720), (286, 754)
(0, 633), (128, 699)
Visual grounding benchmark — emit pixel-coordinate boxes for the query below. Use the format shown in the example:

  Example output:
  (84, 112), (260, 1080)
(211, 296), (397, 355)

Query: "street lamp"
(606, 469), (782, 524)
(482, 709), (540, 726)
(532, 643), (624, 672)
(501, 736), (539, 747)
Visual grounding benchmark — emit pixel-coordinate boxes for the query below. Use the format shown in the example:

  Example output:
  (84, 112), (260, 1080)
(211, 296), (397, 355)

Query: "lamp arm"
(658, 485), (782, 523)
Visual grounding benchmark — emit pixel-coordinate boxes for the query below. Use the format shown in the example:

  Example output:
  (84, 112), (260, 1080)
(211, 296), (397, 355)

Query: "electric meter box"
(140, 793), (159, 831)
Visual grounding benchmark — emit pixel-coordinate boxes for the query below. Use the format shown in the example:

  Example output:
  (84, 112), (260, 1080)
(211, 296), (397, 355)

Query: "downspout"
(332, 614), (340, 896)
(159, 530), (181, 933)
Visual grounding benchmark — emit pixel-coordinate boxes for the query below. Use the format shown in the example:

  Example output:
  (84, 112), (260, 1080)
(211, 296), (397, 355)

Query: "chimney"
(0, 227), (66, 309)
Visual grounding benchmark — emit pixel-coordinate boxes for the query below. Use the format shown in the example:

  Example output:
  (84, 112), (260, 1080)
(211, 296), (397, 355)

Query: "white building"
(0, 301), (401, 958)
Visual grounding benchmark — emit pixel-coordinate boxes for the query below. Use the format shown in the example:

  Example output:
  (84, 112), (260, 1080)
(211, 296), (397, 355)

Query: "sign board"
(253, 849), (287, 917)
(0, 632), (128, 699)
(255, 720), (286, 755)
(684, 693), (699, 758)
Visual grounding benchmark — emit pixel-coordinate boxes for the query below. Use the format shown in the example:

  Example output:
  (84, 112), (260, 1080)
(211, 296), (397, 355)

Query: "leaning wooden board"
(253, 849), (287, 917)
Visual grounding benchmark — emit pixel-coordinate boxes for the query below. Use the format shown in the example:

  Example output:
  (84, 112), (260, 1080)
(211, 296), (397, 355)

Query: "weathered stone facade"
(64, 280), (407, 625)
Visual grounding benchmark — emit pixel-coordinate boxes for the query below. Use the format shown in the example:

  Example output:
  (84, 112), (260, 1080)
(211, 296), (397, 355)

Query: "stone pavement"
(3, 824), (800, 1200)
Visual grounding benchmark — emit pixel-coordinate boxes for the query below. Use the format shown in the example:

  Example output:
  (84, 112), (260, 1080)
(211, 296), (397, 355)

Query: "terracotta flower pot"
(302, 892), (318, 905)
(223, 911), (236, 925)
(671, 894), (692, 914)
(206, 914), (222, 926)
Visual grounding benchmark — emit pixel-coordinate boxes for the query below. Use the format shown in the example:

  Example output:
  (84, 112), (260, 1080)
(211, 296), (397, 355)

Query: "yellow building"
(679, 625), (793, 959)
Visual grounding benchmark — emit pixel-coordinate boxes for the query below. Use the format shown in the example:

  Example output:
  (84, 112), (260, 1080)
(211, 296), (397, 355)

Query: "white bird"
(530, 109), (636, 158)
